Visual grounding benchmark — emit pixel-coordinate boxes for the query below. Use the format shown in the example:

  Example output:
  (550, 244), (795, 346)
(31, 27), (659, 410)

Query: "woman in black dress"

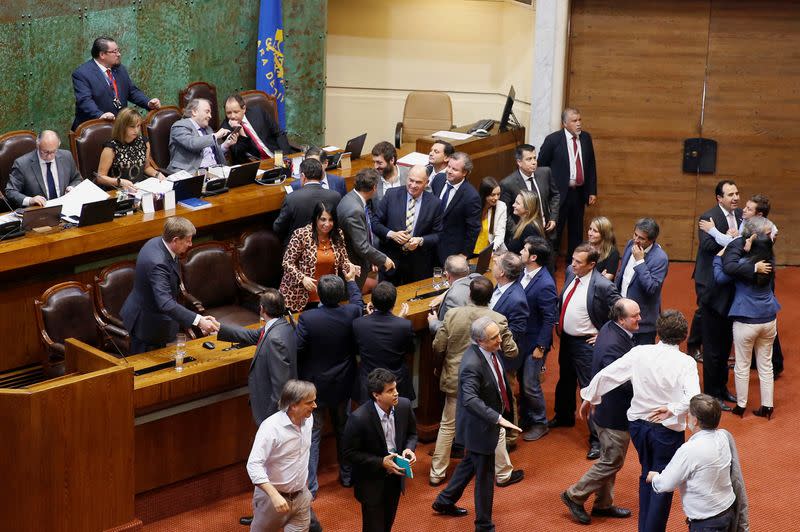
(96, 108), (164, 191)
(506, 190), (544, 253)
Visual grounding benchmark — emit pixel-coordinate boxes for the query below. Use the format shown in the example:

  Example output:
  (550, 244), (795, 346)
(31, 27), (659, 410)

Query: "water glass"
(175, 333), (187, 372)
(433, 267), (443, 290)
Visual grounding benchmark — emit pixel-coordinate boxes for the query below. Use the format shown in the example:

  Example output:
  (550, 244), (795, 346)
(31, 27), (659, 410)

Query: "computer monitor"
(498, 85), (517, 132)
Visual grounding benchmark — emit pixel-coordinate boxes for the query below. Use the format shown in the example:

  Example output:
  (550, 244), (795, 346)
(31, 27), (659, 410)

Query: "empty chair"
(240, 89), (279, 123)
(234, 229), (283, 292)
(179, 81), (220, 131)
(94, 261), (136, 352)
(143, 106), (181, 172)
(69, 119), (113, 181)
(394, 91), (454, 149)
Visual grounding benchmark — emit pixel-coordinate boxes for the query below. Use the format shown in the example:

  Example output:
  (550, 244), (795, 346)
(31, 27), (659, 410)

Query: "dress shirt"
(374, 402), (397, 453)
(381, 168), (403, 193)
(190, 118), (219, 168)
(241, 115), (273, 158)
(520, 265), (542, 289)
(564, 129), (583, 185)
(94, 59), (116, 89)
(718, 204), (737, 232)
(438, 178), (464, 210)
(162, 239), (202, 327)
(580, 341), (701, 432)
(488, 281), (511, 310)
(620, 243), (653, 297)
(247, 410), (312, 492)
(562, 271), (597, 336)
(519, 170), (546, 226)
(478, 346), (505, 423)
(34, 155), (61, 204)
(651, 429), (736, 520)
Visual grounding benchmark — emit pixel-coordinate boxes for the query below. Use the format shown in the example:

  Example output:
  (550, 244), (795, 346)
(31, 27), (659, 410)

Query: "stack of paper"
(166, 170), (194, 182)
(397, 152), (430, 167)
(432, 131), (473, 141)
(46, 180), (110, 218)
(135, 178), (174, 195)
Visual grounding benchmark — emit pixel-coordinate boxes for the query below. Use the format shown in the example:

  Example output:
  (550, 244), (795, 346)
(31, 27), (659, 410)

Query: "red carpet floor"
(143, 262), (796, 531)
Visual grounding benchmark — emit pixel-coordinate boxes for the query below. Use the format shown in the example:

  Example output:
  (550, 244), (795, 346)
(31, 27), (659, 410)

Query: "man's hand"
(586, 334), (597, 346)
(498, 417), (522, 433)
(532, 347), (544, 360)
(726, 227), (739, 237)
(382, 453), (405, 475)
(632, 243), (645, 261)
(754, 260), (772, 274)
(148, 98), (162, 110)
(365, 302), (375, 315)
(383, 257), (395, 271)
(645, 471), (658, 484)
(349, 263), (362, 278)
(302, 276), (318, 292)
(154, 171), (166, 182)
(100, 112), (115, 120)
(404, 237), (421, 251)
(214, 128), (231, 141)
(402, 448), (417, 465)
(743, 233), (756, 253)
(578, 399), (595, 420)
(698, 218), (715, 233)
(222, 131), (239, 149)
(270, 492), (289, 513)
(545, 220), (556, 232)
(601, 269), (614, 281)
(344, 264), (357, 282)
(398, 302), (410, 319)
(588, 195), (597, 206)
(648, 406), (672, 423)
(198, 316), (219, 335)
(426, 311), (437, 326)
(388, 230), (411, 245)
(428, 293), (444, 311)
(29, 195), (47, 207)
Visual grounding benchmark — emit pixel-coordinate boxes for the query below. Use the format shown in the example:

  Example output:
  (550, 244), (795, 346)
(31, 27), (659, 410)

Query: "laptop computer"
(226, 161), (261, 189)
(470, 244), (494, 275)
(343, 133), (367, 160)
(77, 198), (117, 227)
(172, 175), (204, 201)
(22, 205), (62, 231)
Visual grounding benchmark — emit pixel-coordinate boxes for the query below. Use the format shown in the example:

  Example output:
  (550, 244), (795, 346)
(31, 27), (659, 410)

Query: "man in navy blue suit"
(290, 146), (347, 196)
(616, 218), (669, 345)
(373, 165), (442, 285)
(517, 237), (558, 441)
(430, 152), (482, 265)
(72, 36), (160, 129)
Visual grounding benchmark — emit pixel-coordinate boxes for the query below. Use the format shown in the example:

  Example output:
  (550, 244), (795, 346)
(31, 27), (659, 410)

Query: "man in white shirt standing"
(578, 310), (701, 532)
(246, 380), (317, 532)
(646, 393), (748, 532)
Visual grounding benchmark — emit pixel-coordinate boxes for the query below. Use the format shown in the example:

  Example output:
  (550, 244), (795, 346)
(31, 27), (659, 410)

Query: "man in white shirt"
(371, 141), (409, 205)
(246, 379), (317, 532)
(426, 140), (454, 181)
(647, 393), (748, 532)
(578, 310), (701, 532)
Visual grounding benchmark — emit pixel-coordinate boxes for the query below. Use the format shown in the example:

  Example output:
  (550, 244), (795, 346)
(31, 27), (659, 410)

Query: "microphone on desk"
(102, 329), (131, 366)
(0, 191), (25, 241)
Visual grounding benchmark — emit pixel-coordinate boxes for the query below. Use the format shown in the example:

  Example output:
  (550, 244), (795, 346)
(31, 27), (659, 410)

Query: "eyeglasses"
(38, 148), (58, 156)
(104, 48), (122, 55)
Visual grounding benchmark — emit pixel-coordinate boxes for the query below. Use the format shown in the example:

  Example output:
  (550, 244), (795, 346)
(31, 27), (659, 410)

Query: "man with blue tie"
(373, 165), (442, 285)
(165, 98), (239, 175)
(430, 152), (482, 265)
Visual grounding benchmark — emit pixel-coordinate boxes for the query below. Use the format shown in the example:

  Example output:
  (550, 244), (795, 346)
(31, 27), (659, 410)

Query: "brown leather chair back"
(35, 282), (104, 354)
(181, 242), (238, 308)
(0, 131), (36, 200)
(69, 119), (113, 181)
(143, 106), (181, 170)
(179, 81), (220, 131)
(240, 90), (279, 124)
(401, 91), (453, 144)
(235, 229), (283, 289)
(94, 261), (136, 329)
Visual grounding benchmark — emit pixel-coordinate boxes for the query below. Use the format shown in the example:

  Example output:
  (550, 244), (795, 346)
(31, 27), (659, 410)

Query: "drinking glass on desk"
(433, 267), (443, 290)
(175, 333), (187, 372)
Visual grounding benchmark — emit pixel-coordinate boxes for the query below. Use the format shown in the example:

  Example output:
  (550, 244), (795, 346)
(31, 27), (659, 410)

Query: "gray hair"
(634, 218), (660, 241)
(561, 107), (580, 124)
(278, 380), (316, 410)
(444, 254), (470, 277)
(742, 216), (773, 239)
(498, 251), (524, 282)
(183, 98), (211, 117)
(450, 151), (473, 175)
(471, 316), (496, 343)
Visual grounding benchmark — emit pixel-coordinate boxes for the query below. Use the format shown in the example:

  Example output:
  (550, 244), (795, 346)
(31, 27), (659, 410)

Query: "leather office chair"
(94, 261), (136, 352)
(179, 81), (220, 131)
(0, 130), (37, 210)
(143, 105), (181, 172)
(69, 119), (113, 182)
(234, 229), (283, 292)
(240, 89), (279, 123)
(180, 241), (263, 326)
(394, 91), (454, 149)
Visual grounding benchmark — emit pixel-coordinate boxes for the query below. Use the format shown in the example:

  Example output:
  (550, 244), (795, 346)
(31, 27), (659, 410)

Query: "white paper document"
(136, 178), (174, 195)
(396, 152), (430, 167)
(431, 130), (472, 141)
(166, 170), (194, 182)
(46, 180), (110, 218)
(323, 145), (341, 152)
(207, 166), (234, 179)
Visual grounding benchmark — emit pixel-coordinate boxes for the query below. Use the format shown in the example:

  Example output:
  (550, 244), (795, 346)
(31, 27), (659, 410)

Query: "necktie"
(105, 69), (119, 100)
(240, 120), (270, 159)
(490, 352), (511, 413)
(45, 161), (58, 200)
(727, 212), (737, 232)
(197, 127), (219, 165)
(440, 183), (454, 210)
(258, 326), (266, 345)
(365, 202), (374, 245)
(405, 196), (416, 232)
(558, 277), (581, 334)
(572, 135), (584, 186)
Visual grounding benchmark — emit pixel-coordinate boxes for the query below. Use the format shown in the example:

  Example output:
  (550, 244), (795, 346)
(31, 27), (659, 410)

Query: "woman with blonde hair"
(96, 107), (164, 191)
(587, 216), (620, 280)
(506, 190), (544, 253)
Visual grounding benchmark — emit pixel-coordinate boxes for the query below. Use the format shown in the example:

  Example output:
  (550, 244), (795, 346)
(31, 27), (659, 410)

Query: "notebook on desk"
(470, 244), (494, 275)
(344, 133), (367, 160)
(226, 161), (261, 189)
(77, 198), (117, 227)
(172, 175), (204, 201)
(22, 205), (62, 231)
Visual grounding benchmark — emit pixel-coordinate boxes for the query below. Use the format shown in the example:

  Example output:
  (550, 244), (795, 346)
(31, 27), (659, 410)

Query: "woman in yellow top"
(506, 190), (544, 254)
(473, 177), (508, 254)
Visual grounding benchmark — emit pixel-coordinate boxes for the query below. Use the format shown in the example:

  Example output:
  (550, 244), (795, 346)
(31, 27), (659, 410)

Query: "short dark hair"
(305, 146), (324, 159)
(225, 93), (246, 109)
(469, 276), (494, 306)
(371, 141), (397, 164)
(690, 393), (722, 430)
(656, 309), (688, 345)
(300, 158), (324, 181)
(259, 288), (286, 318)
(367, 368), (396, 397)
(371, 282), (397, 312)
(514, 143), (536, 160)
(749, 193), (771, 217)
(573, 242), (600, 264)
(635, 217), (660, 241)
(317, 274), (345, 306)
(433, 140), (455, 156)
(523, 236), (551, 266)
(715, 179), (737, 198)
(91, 37), (115, 58)
(354, 168), (380, 192)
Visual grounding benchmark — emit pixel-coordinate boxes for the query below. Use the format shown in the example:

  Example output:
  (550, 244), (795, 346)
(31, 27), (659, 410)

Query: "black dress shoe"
(561, 491), (590, 525)
(591, 505), (631, 518)
(547, 417), (575, 429)
(586, 446), (601, 460)
(432, 501), (468, 517)
(722, 390), (737, 403)
(239, 516), (253, 526)
(496, 469), (524, 487)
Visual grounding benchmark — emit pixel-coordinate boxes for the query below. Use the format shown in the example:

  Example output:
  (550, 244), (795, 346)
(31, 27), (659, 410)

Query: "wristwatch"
(116, 177), (121, 187)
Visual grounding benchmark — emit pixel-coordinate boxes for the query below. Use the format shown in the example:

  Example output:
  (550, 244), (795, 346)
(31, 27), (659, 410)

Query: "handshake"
(198, 315), (221, 336)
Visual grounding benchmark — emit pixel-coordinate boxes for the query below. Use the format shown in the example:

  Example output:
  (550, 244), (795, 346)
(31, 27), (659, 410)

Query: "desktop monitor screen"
(498, 85), (516, 132)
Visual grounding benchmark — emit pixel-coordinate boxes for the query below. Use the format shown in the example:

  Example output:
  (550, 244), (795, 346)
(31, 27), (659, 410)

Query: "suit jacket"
(6, 150), (83, 207)
(272, 182), (342, 242)
(72, 60), (150, 129)
(165, 118), (227, 175)
(521, 268), (558, 355)
(561, 267), (621, 331)
(430, 175), (482, 264)
(590, 321), (635, 431)
(693, 204), (743, 298)
(428, 272), (482, 334)
(616, 241), (669, 333)
(220, 106), (291, 164)
(120, 236), (197, 346)
(491, 281), (530, 370)
(353, 311), (415, 401)
(291, 172), (347, 197)
(217, 318), (297, 426)
(455, 344), (510, 455)
(499, 167), (560, 224)
(296, 280), (362, 406)
(342, 397), (417, 505)
(337, 190), (387, 287)
(373, 166), (409, 206)
(706, 238), (755, 317)
(537, 129), (598, 204)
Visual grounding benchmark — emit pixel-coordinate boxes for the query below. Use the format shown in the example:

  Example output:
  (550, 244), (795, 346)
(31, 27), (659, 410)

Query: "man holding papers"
(6, 131), (82, 207)
(343, 368), (417, 532)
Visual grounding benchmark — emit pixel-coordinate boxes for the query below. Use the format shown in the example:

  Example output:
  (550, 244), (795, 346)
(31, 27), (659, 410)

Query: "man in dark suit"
(71, 36), (160, 129)
(430, 151), (482, 265)
(165, 98), (238, 175)
(517, 237), (558, 441)
(296, 270), (362, 495)
(432, 317), (522, 530)
(538, 108), (598, 260)
(692, 180), (741, 408)
(291, 146), (347, 196)
(221, 93), (292, 165)
(426, 140), (454, 182)
(343, 368), (418, 532)
(562, 299), (639, 525)
(499, 144), (560, 236)
(353, 282), (415, 402)
(373, 165), (442, 285)
(120, 217), (219, 354)
(550, 243), (620, 459)
(616, 218), (669, 345)
(273, 158), (342, 242)
(5, 131), (83, 207)
(338, 168), (395, 288)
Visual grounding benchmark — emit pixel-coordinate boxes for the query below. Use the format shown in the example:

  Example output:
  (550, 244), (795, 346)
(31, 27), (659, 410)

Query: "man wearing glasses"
(71, 36), (161, 130)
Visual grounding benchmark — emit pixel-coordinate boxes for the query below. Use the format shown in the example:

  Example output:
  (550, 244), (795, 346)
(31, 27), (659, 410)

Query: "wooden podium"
(0, 340), (138, 532)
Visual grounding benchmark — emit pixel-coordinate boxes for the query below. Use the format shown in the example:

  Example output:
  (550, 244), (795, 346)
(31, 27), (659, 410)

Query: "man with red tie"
(538, 108), (598, 260)
(221, 93), (293, 165)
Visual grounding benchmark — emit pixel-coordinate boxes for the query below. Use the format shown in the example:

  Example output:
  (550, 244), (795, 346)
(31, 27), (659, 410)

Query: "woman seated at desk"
(95, 108), (165, 192)
(506, 190), (544, 254)
(280, 201), (359, 312)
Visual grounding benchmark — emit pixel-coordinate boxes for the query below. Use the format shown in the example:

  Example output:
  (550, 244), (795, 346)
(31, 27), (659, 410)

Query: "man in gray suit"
(371, 141), (408, 205)
(336, 168), (395, 288)
(427, 254), (480, 334)
(500, 143), (560, 234)
(165, 98), (239, 175)
(6, 130), (83, 207)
